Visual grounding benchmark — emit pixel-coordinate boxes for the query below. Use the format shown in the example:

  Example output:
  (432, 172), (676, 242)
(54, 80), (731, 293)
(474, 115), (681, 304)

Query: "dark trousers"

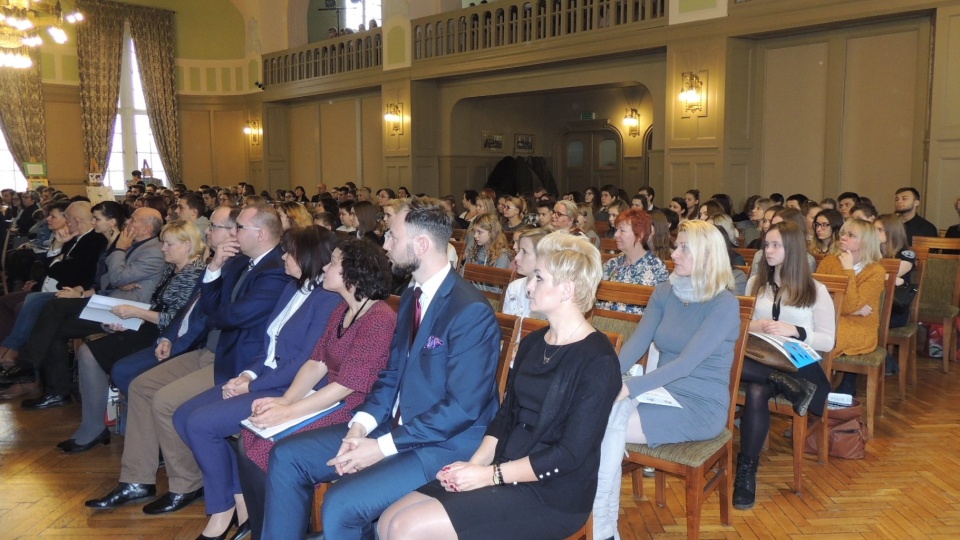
(236, 444), (268, 540)
(20, 297), (102, 395)
(262, 423), (430, 540)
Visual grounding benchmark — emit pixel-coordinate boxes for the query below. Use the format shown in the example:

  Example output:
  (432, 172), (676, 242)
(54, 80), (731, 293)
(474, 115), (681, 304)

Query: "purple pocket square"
(425, 336), (444, 349)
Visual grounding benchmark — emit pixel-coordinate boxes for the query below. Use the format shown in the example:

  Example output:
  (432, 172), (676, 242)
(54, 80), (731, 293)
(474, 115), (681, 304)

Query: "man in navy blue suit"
(86, 204), (291, 514)
(262, 197), (502, 539)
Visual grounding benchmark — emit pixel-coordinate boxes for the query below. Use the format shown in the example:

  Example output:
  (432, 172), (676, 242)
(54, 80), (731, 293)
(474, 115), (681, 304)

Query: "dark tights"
(740, 359), (777, 459)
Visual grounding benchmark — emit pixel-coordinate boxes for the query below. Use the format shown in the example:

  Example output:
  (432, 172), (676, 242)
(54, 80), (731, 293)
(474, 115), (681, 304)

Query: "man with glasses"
(86, 204), (291, 515)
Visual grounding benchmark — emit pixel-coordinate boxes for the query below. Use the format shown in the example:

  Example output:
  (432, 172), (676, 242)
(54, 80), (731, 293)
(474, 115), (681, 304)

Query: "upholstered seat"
(626, 429), (731, 468)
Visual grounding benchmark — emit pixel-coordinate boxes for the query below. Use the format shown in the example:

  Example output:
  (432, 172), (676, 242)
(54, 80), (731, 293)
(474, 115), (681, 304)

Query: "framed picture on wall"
(481, 131), (504, 152)
(514, 134), (534, 154)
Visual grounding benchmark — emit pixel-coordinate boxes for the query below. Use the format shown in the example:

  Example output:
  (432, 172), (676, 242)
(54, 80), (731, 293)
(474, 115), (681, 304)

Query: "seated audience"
(735, 221), (836, 509)
(351, 200), (383, 245)
(875, 214), (916, 375)
(235, 237), (396, 537)
(816, 218), (885, 396)
(593, 220), (741, 539)
(809, 208), (843, 256)
(174, 227), (345, 539)
(604, 200), (629, 238)
(683, 189), (700, 220)
(647, 209), (674, 262)
(378, 232), (620, 540)
(277, 201), (313, 231)
(597, 208), (669, 315)
(61, 221), (206, 453)
(501, 196), (528, 232)
(260, 197), (500, 539)
(668, 197), (688, 224)
(744, 197), (773, 248)
(462, 213), (512, 292)
(575, 202), (601, 248)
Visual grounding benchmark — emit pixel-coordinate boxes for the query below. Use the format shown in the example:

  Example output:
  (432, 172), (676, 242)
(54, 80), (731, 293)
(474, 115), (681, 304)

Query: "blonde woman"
(463, 213), (512, 292)
(277, 201), (313, 231)
(501, 196), (528, 232)
(502, 228), (549, 318)
(575, 202), (601, 248)
(593, 220), (740, 538)
(816, 218), (885, 396)
(475, 195), (497, 218)
(379, 233), (620, 540)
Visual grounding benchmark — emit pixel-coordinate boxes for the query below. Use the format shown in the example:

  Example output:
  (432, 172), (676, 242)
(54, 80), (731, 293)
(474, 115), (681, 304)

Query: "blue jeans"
(2, 291), (56, 350)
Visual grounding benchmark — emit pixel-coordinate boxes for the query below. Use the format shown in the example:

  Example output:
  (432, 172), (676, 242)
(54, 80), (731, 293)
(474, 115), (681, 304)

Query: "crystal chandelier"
(0, 0), (83, 68)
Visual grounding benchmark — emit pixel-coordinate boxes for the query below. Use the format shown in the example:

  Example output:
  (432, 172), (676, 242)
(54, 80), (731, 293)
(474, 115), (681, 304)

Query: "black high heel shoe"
(59, 428), (111, 454)
(196, 511), (238, 540)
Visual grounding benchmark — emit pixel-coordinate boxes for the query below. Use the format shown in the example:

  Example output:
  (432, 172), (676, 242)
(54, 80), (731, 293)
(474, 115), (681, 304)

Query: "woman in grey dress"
(592, 220), (742, 539)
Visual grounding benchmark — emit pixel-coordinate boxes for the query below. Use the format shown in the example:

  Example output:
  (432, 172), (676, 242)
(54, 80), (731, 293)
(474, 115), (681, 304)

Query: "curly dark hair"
(338, 238), (392, 301)
(282, 225), (337, 290)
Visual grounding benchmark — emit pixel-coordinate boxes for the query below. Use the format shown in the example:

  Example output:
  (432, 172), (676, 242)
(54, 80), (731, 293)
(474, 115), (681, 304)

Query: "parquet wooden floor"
(2, 354), (960, 539)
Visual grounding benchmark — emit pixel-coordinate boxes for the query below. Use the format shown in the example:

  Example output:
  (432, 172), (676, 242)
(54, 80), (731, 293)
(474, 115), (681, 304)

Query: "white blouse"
(746, 275), (836, 353)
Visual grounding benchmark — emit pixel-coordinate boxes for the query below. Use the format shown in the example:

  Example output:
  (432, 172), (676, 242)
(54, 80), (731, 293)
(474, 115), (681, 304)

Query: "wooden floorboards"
(2, 354), (960, 539)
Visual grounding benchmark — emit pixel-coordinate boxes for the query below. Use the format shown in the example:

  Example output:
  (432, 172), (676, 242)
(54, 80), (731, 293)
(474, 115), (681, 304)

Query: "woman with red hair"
(597, 208), (669, 314)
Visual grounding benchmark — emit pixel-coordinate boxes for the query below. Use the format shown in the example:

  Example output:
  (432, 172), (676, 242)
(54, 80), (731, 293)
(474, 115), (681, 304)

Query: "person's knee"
(379, 505), (419, 540)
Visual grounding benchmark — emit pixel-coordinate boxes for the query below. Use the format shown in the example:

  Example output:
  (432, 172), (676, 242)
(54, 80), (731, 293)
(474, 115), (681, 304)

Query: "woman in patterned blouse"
(598, 208), (669, 314)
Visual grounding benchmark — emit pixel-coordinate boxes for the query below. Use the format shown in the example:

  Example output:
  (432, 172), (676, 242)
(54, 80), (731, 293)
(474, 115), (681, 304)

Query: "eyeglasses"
(813, 222), (831, 229)
(552, 211), (569, 218)
(236, 224), (261, 232)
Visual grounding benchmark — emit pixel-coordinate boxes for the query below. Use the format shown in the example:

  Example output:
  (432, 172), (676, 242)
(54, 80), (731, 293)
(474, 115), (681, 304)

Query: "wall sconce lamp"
(243, 120), (262, 145)
(384, 103), (403, 135)
(679, 72), (704, 114)
(623, 108), (641, 137)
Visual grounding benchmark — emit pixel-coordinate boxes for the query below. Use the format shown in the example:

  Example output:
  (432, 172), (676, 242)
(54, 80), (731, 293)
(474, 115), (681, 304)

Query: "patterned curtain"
(0, 49), (46, 177)
(128, 5), (181, 185)
(76, 0), (124, 175)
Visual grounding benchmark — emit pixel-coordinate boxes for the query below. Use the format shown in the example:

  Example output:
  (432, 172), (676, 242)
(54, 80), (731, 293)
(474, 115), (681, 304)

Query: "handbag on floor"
(803, 400), (865, 459)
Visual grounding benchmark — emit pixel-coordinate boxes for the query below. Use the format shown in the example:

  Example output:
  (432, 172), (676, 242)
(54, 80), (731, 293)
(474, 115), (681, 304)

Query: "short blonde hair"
(840, 218), (882, 266)
(160, 220), (206, 260)
(536, 231), (602, 313)
(678, 220), (735, 301)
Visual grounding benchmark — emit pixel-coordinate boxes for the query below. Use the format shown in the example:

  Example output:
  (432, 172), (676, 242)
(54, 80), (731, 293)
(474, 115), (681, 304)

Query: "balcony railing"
(412, 0), (666, 61)
(261, 30), (383, 87)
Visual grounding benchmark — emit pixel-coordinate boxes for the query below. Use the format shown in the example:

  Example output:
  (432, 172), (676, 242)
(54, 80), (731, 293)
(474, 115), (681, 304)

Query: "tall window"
(345, 0), (381, 30)
(103, 26), (166, 193)
(0, 136), (27, 191)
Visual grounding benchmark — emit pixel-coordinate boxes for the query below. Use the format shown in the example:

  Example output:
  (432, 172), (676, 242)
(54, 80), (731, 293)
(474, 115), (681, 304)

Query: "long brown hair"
(468, 212), (511, 264)
(750, 221), (817, 308)
(876, 213), (908, 258)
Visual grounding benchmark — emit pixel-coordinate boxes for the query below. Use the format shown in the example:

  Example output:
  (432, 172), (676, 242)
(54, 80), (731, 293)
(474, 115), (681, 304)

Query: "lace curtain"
(0, 50), (46, 177)
(76, 0), (180, 184)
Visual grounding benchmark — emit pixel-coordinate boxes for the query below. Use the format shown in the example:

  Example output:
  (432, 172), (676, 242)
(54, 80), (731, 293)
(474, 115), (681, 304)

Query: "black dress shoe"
(142, 487), (204, 515)
(21, 393), (70, 410)
(85, 482), (157, 509)
(60, 429), (110, 454)
(229, 520), (251, 540)
(0, 365), (36, 384)
(197, 512), (238, 540)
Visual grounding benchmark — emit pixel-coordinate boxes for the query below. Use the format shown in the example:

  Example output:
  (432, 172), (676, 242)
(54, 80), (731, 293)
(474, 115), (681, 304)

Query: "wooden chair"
(812, 252), (826, 266)
(733, 248), (757, 264)
(824, 258), (899, 438)
(911, 237), (960, 373)
(450, 240), (466, 268)
(599, 237), (619, 254)
(494, 312), (520, 402)
(461, 263), (513, 311)
(595, 220), (610, 237)
(735, 273), (846, 495)
(589, 281), (654, 339)
(451, 229), (466, 241)
(624, 296), (755, 540)
(886, 247), (928, 399)
(385, 294), (402, 313)
(664, 259), (675, 272)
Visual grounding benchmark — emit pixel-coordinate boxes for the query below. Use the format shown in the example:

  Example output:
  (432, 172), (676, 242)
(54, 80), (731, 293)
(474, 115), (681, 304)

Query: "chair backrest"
(497, 316), (624, 400)
(877, 258), (901, 348)
(589, 281), (654, 338)
(462, 263), (514, 309)
(494, 312), (519, 401)
(810, 273), (848, 370)
(451, 229), (466, 241)
(599, 237), (619, 254)
(907, 247), (930, 325)
(912, 236), (960, 309)
(601, 251), (619, 264)
(385, 294), (402, 313)
(726, 296), (756, 430)
(595, 220), (610, 237)
(733, 247), (757, 263)
(664, 259), (675, 272)
(811, 252), (826, 265)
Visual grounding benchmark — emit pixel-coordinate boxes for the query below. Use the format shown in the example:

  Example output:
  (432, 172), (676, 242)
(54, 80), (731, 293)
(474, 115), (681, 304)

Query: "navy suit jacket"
(244, 281), (343, 393)
(199, 245), (292, 384)
(358, 269), (501, 476)
(157, 283), (209, 359)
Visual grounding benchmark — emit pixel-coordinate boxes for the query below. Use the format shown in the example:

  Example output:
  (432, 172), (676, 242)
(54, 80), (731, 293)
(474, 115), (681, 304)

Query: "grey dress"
(618, 282), (740, 445)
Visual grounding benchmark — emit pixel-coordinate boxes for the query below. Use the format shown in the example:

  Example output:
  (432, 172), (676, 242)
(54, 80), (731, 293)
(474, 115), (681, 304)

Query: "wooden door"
(560, 129), (621, 193)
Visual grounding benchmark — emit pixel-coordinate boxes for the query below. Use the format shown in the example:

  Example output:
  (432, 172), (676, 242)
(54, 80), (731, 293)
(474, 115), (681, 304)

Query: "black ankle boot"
(767, 372), (817, 417)
(733, 453), (759, 510)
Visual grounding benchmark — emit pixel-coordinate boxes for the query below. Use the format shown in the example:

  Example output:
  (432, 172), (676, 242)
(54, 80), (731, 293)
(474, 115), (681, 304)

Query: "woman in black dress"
(377, 232), (621, 540)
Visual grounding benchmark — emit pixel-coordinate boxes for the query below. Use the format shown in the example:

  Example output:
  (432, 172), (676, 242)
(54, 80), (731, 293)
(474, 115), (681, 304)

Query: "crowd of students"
(0, 178), (957, 539)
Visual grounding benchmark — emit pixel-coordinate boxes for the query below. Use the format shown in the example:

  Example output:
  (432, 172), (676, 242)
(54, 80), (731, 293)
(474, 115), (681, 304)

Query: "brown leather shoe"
(0, 381), (40, 400)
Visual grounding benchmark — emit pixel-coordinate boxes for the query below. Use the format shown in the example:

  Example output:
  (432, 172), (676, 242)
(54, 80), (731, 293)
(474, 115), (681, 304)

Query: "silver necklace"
(542, 319), (586, 364)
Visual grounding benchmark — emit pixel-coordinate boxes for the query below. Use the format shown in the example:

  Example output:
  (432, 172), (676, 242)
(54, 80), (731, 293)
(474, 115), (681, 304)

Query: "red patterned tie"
(411, 286), (423, 344)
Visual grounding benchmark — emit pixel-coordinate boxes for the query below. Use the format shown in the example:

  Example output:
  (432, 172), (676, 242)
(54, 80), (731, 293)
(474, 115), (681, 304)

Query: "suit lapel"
(408, 271), (456, 356)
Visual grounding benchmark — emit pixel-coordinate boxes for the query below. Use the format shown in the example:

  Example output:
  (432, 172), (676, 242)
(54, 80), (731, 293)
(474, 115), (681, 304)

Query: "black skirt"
(87, 323), (160, 373)
(416, 479), (588, 540)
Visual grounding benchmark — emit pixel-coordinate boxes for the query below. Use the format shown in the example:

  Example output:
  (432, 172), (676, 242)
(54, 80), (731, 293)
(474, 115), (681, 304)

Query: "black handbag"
(892, 283), (918, 314)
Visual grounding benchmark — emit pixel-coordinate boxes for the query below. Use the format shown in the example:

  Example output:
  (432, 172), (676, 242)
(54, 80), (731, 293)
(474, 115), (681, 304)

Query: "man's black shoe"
(21, 393), (70, 410)
(0, 365), (35, 384)
(142, 488), (204, 514)
(85, 482), (157, 509)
